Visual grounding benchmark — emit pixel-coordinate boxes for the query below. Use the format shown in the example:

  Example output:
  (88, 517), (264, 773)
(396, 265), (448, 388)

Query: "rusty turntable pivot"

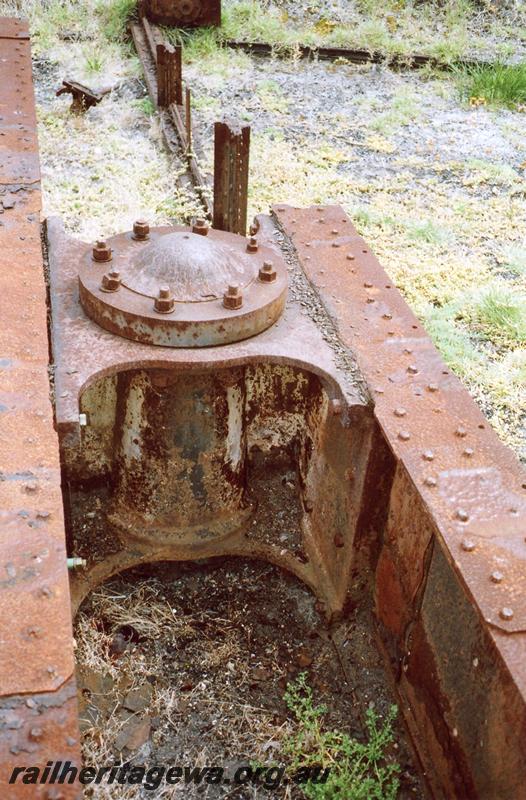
(78, 222), (288, 347)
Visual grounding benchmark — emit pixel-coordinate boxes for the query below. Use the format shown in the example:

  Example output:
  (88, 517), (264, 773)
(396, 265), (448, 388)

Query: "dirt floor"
(76, 560), (427, 799)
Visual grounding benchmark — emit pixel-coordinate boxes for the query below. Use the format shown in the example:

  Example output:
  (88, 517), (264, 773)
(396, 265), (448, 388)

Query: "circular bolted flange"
(132, 219), (150, 240)
(100, 269), (121, 292)
(78, 224), (288, 347)
(92, 240), (112, 262)
(154, 284), (175, 313)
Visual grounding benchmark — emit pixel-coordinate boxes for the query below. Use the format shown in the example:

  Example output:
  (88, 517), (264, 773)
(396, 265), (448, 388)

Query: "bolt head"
(491, 571), (504, 583)
(461, 538), (476, 552)
(100, 269), (121, 292)
(258, 260), (276, 282)
(500, 607), (514, 621)
(192, 218), (209, 236)
(132, 219), (150, 240)
(154, 285), (175, 313)
(92, 240), (112, 262)
(456, 508), (469, 522)
(223, 284), (243, 310)
(246, 236), (258, 253)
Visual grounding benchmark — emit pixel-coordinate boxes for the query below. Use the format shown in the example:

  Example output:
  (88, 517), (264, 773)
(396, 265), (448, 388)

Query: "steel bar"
(156, 43), (182, 107)
(0, 16), (80, 797)
(213, 122), (250, 235)
(131, 19), (211, 216)
(225, 39), (491, 71)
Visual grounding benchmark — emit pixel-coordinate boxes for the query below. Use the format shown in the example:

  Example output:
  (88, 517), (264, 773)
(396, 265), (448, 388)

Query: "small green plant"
(457, 63), (526, 109)
(133, 97), (155, 116)
(472, 287), (526, 345)
(284, 673), (400, 799)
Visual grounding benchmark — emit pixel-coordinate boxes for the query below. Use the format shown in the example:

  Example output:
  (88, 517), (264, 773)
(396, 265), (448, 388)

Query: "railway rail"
(0, 12), (525, 800)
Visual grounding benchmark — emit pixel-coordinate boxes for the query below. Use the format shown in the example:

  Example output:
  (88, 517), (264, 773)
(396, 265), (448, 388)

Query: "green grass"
(96, 0), (137, 42)
(472, 286), (526, 345)
(284, 673), (400, 800)
(159, 0), (516, 65)
(457, 63), (526, 109)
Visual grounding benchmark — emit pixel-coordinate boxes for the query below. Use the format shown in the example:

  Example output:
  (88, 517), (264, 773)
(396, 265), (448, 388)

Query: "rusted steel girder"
(275, 204), (526, 800)
(0, 17), (80, 798)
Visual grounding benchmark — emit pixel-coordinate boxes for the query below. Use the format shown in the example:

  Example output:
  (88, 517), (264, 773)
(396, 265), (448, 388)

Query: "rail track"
(0, 11), (526, 800)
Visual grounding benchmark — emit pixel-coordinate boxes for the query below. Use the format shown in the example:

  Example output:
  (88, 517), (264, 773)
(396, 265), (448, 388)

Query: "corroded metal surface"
(48, 213), (369, 617)
(78, 224), (287, 346)
(275, 203), (526, 798)
(274, 203), (526, 635)
(0, 17), (80, 796)
(141, 0), (221, 27)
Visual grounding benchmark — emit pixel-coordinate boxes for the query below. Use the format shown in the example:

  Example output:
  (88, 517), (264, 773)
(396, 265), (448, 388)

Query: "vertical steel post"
(157, 43), (183, 107)
(213, 121), (250, 235)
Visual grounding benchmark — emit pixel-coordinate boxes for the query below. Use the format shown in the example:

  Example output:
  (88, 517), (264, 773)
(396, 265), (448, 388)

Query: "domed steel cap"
(124, 231), (257, 302)
(78, 224), (288, 348)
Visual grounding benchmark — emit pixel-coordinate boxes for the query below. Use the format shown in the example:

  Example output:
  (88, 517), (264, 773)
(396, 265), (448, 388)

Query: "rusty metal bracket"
(56, 79), (108, 113)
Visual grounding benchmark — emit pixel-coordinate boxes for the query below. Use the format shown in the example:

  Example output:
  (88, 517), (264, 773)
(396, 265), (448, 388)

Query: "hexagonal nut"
(154, 285), (175, 314)
(132, 219), (150, 240)
(258, 260), (276, 283)
(192, 218), (209, 236)
(246, 236), (258, 253)
(100, 269), (121, 292)
(223, 284), (243, 310)
(92, 240), (112, 262)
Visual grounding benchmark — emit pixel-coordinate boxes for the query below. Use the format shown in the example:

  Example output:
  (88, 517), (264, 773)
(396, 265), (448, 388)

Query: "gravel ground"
(186, 55), (526, 458)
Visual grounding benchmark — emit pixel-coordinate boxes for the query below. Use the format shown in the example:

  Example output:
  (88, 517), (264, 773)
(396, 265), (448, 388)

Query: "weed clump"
(458, 63), (526, 109)
(284, 673), (400, 799)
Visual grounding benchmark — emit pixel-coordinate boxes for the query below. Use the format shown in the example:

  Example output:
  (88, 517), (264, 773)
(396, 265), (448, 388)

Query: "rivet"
(427, 383), (438, 392)
(461, 539), (475, 551)
(491, 571), (504, 583)
(29, 726), (43, 742)
(331, 228), (339, 234)
(455, 426), (467, 438)
(382, 313), (392, 320)
(132, 219), (150, 240)
(407, 365), (418, 374)
(153, 284), (175, 314)
(366, 297), (375, 304)
(499, 607), (514, 621)
(223, 284), (243, 310)
(398, 430), (411, 441)
(346, 254), (355, 260)
(422, 451), (434, 461)
(456, 509), (469, 522)
(424, 476), (437, 487)
(394, 407), (407, 417)
(463, 448), (474, 457)
(332, 241), (341, 248)
(364, 281), (373, 288)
